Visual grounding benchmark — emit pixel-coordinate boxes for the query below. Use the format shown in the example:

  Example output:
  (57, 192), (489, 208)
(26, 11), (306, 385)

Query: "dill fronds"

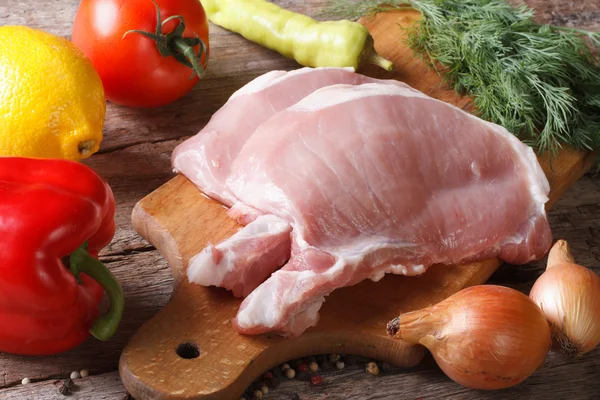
(324, 0), (600, 156)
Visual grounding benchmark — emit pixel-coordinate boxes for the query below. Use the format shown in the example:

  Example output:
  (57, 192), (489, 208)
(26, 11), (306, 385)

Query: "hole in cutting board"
(176, 342), (201, 359)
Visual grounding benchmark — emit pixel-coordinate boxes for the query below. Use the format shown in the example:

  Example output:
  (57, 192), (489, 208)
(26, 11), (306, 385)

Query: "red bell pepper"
(0, 157), (124, 355)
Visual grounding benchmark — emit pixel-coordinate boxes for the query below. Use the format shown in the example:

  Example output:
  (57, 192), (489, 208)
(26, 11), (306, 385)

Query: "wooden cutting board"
(119, 9), (596, 400)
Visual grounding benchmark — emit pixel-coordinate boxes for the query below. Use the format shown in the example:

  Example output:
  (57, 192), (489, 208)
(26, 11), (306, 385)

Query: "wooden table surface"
(1, 0), (599, 399)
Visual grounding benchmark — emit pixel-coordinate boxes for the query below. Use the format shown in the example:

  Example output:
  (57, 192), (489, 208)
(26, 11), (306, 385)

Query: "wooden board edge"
(119, 353), (159, 400)
(545, 151), (597, 210)
(119, 312), (429, 400)
(131, 191), (186, 289)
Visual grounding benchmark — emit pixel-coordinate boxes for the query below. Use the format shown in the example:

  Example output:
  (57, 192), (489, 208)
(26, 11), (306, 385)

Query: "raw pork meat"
(175, 70), (552, 337)
(225, 83), (551, 336)
(175, 67), (416, 296)
(172, 67), (415, 205)
(187, 214), (291, 297)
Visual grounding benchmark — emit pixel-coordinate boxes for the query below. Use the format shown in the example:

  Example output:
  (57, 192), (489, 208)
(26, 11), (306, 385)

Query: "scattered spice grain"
(285, 368), (296, 379)
(366, 362), (380, 376)
(59, 378), (75, 395)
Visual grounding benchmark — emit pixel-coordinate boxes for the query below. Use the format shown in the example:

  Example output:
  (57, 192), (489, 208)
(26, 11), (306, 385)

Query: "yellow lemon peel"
(0, 26), (106, 161)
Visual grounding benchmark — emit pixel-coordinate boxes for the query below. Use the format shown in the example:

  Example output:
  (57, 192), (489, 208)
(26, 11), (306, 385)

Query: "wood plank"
(1, 0), (599, 399)
(119, 8), (596, 400)
(264, 349), (600, 400)
(2, 347), (600, 400)
(1, 371), (127, 400)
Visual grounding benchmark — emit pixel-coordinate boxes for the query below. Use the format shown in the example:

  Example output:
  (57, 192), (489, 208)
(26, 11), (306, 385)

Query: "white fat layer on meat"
(187, 214), (291, 286)
(235, 240), (429, 330)
(187, 243), (230, 287)
(235, 269), (319, 330)
(372, 264), (427, 282)
(289, 83), (430, 112)
(229, 67), (356, 101)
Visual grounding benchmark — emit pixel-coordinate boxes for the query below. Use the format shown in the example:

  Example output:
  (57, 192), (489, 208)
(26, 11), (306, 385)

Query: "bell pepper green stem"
(70, 248), (124, 341)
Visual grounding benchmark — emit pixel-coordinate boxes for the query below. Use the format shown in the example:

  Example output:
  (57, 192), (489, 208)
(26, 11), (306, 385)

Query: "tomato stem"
(122, 0), (207, 80)
(172, 37), (207, 79)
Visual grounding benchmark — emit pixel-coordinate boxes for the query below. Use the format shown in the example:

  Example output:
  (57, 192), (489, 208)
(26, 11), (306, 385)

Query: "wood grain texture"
(0, 0), (599, 399)
(119, 8), (595, 400)
(3, 344), (600, 400)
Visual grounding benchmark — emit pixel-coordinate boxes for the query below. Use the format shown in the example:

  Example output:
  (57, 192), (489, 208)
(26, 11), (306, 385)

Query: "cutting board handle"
(119, 178), (427, 399)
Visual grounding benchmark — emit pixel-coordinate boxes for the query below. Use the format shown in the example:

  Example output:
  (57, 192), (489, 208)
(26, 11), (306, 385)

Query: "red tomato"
(72, 0), (209, 108)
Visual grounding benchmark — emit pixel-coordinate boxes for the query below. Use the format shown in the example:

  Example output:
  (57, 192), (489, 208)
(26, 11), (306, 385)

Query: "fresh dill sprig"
(324, 0), (600, 156)
(317, 0), (390, 20)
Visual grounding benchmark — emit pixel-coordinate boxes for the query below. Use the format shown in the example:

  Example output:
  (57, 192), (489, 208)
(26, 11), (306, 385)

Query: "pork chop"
(221, 82), (552, 336)
(172, 67), (415, 205)
(176, 67), (416, 296)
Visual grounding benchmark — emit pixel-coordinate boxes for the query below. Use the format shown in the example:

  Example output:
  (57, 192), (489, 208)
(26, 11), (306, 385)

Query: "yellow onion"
(529, 240), (600, 356)
(387, 285), (551, 390)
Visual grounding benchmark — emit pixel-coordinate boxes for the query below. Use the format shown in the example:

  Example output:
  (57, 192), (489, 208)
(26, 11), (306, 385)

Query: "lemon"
(0, 26), (105, 161)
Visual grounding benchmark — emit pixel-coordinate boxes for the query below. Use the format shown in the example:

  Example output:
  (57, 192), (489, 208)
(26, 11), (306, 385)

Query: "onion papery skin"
(392, 285), (552, 390)
(530, 262), (600, 356)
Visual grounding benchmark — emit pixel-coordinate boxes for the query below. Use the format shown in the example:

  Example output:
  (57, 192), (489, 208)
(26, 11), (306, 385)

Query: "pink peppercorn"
(297, 363), (309, 372)
(263, 371), (273, 380)
(311, 375), (323, 386)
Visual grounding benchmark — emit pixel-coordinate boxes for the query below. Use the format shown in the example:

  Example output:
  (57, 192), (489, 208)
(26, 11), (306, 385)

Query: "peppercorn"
(253, 389), (263, 400)
(70, 371), (80, 379)
(285, 368), (296, 379)
(366, 362), (380, 376)
(260, 385), (269, 395)
(336, 361), (345, 370)
(21, 378), (30, 385)
(309, 361), (319, 372)
(263, 371), (273, 380)
(80, 369), (90, 378)
(380, 362), (392, 374)
(328, 354), (340, 363)
(311, 375), (323, 385)
(59, 378), (75, 396)
(280, 363), (290, 371)
(297, 363), (309, 372)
